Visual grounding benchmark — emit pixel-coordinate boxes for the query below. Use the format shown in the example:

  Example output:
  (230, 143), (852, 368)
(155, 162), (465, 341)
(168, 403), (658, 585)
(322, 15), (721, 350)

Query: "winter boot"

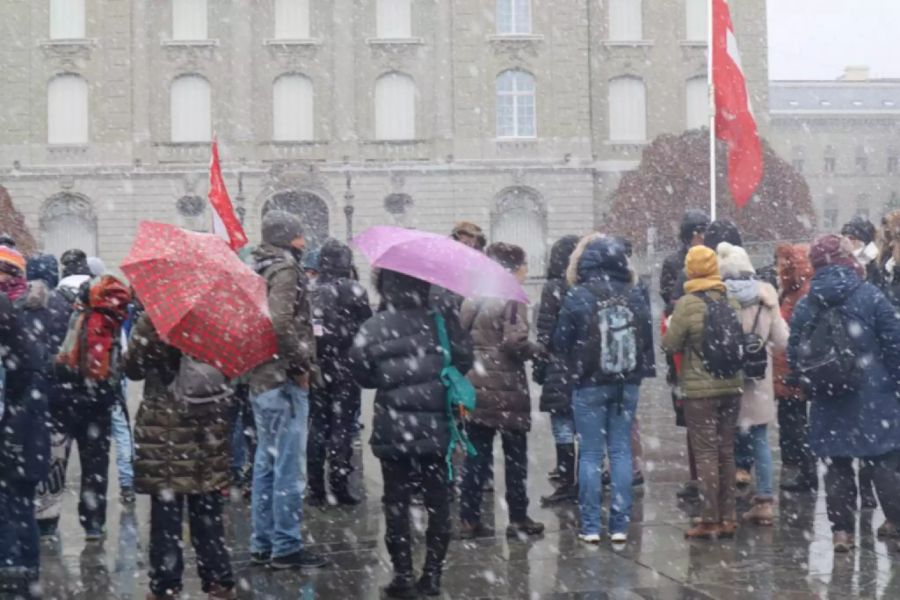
(416, 570), (442, 597)
(742, 496), (775, 526)
(382, 573), (418, 599)
(684, 522), (719, 540)
(541, 444), (576, 506)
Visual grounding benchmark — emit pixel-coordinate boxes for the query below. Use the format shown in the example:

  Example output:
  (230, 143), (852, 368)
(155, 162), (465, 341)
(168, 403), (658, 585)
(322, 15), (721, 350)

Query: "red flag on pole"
(208, 139), (248, 251)
(713, 0), (763, 209)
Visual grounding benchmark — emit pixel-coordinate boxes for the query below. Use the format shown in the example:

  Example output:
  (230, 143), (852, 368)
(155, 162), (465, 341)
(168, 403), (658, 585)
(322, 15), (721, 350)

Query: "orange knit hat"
(0, 245), (25, 275)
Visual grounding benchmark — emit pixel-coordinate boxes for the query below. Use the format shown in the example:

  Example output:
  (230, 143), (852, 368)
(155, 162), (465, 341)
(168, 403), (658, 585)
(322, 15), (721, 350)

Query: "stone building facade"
(0, 0), (708, 275)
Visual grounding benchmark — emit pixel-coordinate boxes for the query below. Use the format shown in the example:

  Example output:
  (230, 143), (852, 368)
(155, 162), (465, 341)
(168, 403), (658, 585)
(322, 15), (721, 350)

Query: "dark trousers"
(51, 399), (112, 532)
(778, 399), (815, 469)
(825, 452), (900, 534)
(307, 369), (360, 498)
(149, 493), (234, 596)
(380, 456), (450, 576)
(684, 396), (740, 524)
(0, 481), (39, 585)
(460, 423), (529, 524)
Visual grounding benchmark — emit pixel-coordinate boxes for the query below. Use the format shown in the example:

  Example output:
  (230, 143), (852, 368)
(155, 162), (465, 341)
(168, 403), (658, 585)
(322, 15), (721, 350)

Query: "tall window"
(608, 76), (646, 141)
(170, 75), (211, 142)
(50, 0), (85, 39)
(275, 0), (310, 38)
(375, 73), (416, 140)
(48, 75), (88, 144)
(608, 0), (642, 41)
(496, 70), (536, 138)
(377, 0), (412, 38)
(685, 0), (707, 41)
(492, 188), (547, 276)
(172, 0), (208, 40)
(496, 0), (531, 35)
(685, 76), (707, 130)
(273, 75), (314, 141)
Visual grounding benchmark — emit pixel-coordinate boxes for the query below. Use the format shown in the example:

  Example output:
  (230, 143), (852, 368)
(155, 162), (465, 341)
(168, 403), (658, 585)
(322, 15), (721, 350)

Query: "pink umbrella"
(352, 226), (529, 303)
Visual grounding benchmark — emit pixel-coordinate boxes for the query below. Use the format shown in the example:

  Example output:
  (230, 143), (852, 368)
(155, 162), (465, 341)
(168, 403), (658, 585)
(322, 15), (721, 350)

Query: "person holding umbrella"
(248, 211), (326, 570)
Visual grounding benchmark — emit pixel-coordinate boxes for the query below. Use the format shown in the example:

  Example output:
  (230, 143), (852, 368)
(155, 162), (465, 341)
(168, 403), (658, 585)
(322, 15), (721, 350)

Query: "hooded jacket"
(788, 265), (900, 458)
(534, 235), (579, 414)
(552, 237), (656, 389)
(126, 314), (231, 495)
(349, 270), (474, 460)
(312, 239), (373, 360)
(724, 278), (789, 427)
(660, 210), (710, 314)
(773, 244), (812, 400)
(250, 242), (316, 395)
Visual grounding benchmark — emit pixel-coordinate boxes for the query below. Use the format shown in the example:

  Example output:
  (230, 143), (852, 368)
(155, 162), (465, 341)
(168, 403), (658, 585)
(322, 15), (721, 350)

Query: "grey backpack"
(170, 355), (232, 405)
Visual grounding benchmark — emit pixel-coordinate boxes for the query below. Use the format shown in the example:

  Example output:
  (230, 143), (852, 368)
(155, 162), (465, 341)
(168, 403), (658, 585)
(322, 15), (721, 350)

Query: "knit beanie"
(841, 216), (876, 245)
(486, 242), (527, 272)
(26, 253), (60, 288)
(60, 249), (92, 278)
(0, 245), (25, 276)
(809, 234), (862, 273)
(87, 256), (107, 277)
(716, 242), (755, 278)
(261, 210), (305, 249)
(685, 245), (720, 280)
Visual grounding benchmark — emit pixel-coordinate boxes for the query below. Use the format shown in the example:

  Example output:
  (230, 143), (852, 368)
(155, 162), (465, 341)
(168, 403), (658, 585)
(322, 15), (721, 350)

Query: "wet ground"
(41, 375), (900, 599)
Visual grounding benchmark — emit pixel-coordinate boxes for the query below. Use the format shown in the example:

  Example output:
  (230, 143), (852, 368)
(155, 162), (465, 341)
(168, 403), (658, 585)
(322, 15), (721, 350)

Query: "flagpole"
(708, 1), (716, 221)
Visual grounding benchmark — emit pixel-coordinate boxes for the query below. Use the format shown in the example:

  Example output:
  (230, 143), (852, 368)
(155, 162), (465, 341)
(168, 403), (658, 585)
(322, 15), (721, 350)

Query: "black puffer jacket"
(349, 270), (473, 460)
(534, 235), (579, 414)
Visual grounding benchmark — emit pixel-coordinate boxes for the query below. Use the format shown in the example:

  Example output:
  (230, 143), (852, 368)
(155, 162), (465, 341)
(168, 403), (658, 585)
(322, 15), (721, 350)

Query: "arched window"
(41, 194), (97, 258)
(171, 75), (211, 142)
(172, 0), (208, 40)
(273, 75), (314, 141)
(496, 0), (531, 35)
(376, 0), (412, 38)
(263, 191), (329, 249)
(608, 76), (646, 142)
(492, 188), (547, 277)
(50, 0), (85, 39)
(685, 76), (707, 130)
(608, 0), (642, 41)
(375, 73), (416, 140)
(685, 0), (707, 42)
(275, 0), (310, 39)
(48, 74), (88, 144)
(496, 70), (536, 138)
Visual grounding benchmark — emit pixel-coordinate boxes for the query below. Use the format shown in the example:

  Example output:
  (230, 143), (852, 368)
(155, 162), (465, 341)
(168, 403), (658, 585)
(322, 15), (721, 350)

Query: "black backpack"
(794, 304), (859, 399)
(695, 293), (745, 379)
(742, 304), (768, 380)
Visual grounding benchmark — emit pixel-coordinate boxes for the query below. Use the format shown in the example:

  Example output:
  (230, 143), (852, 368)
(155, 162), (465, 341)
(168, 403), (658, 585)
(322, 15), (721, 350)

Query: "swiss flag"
(208, 139), (248, 251)
(713, 0), (763, 209)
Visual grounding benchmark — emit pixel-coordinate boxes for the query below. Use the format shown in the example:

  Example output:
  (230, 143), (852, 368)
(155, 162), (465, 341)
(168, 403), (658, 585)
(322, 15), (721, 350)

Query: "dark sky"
(767, 0), (900, 80)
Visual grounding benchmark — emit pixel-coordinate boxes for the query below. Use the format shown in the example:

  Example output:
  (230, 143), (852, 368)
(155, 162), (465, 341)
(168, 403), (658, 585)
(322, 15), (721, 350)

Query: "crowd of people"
(2, 207), (900, 598)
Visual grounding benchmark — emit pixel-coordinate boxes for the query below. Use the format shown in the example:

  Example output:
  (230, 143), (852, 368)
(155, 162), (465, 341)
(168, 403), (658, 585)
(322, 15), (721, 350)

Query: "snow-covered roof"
(770, 80), (900, 115)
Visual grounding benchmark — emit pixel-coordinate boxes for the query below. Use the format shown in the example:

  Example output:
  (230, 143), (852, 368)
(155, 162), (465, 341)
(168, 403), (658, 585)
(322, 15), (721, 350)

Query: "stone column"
(433, 0), (454, 155)
(332, 0), (358, 158)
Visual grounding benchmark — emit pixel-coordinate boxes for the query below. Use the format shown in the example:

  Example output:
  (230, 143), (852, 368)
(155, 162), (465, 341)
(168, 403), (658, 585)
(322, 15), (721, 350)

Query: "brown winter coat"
(460, 298), (540, 431)
(126, 313), (232, 495)
(249, 243), (316, 396)
(725, 280), (790, 428)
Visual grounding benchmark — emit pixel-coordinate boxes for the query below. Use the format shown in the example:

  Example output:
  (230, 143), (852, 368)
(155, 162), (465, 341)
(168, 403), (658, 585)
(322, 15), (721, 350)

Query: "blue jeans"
(550, 413), (575, 445)
(251, 383), (309, 557)
(735, 428), (754, 472)
(111, 401), (134, 490)
(743, 424), (773, 497)
(572, 384), (638, 536)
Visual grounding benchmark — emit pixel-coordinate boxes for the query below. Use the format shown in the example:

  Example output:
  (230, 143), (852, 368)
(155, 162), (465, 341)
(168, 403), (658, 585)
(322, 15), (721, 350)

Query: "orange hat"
(0, 245), (25, 275)
(684, 245), (719, 280)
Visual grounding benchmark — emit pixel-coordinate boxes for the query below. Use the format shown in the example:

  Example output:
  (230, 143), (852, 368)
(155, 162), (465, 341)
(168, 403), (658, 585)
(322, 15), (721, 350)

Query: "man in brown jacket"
(248, 210), (325, 570)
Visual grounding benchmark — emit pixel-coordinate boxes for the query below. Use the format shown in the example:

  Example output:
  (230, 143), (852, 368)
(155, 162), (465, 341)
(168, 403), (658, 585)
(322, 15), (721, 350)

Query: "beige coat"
(724, 280), (790, 428)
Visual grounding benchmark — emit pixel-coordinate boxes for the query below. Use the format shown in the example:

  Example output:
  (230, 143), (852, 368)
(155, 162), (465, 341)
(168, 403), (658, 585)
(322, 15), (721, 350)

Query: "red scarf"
(58, 276), (132, 380)
(0, 275), (27, 301)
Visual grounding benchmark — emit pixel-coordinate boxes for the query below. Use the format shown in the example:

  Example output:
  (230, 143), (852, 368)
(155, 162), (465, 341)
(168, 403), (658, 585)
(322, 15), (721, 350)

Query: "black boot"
(383, 573), (418, 599)
(417, 570), (442, 597)
(542, 444), (577, 506)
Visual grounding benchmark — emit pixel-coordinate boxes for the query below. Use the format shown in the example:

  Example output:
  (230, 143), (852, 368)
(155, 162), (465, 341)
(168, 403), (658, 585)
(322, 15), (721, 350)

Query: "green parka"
(126, 313), (232, 495)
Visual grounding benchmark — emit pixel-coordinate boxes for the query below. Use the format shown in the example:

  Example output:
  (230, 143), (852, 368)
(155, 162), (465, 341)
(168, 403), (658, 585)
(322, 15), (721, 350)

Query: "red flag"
(713, 0), (763, 208)
(208, 139), (248, 251)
